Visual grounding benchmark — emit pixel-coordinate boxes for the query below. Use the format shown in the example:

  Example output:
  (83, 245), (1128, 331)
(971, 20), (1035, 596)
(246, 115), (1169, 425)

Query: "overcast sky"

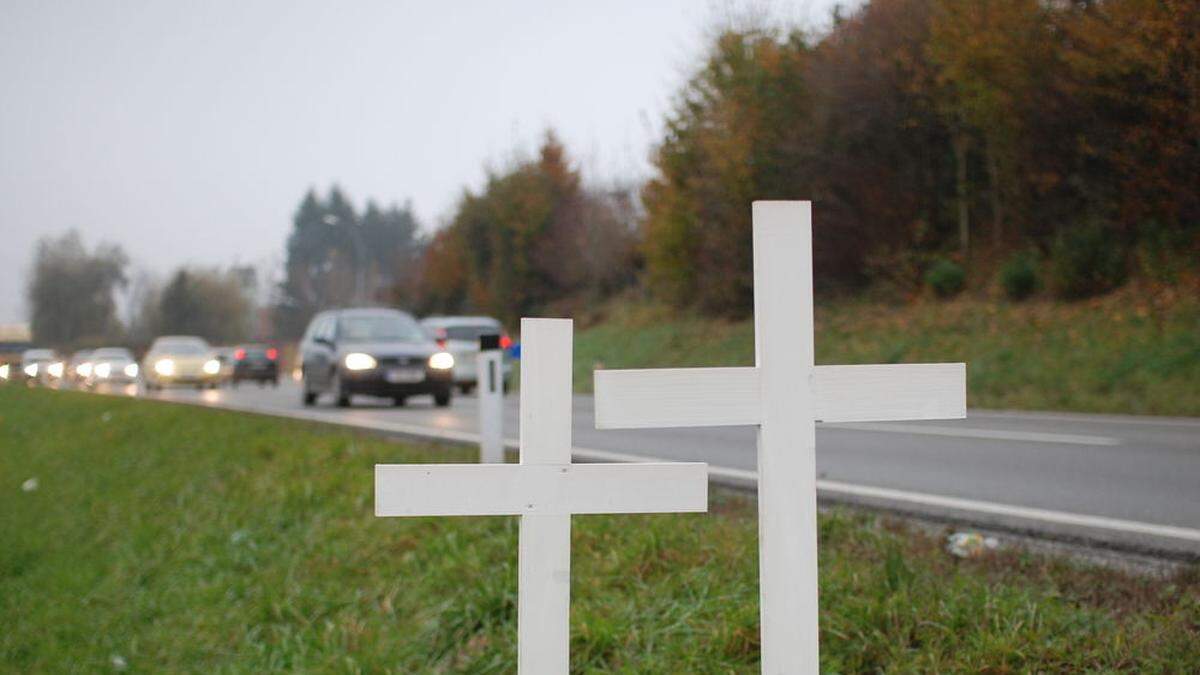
(0, 0), (851, 324)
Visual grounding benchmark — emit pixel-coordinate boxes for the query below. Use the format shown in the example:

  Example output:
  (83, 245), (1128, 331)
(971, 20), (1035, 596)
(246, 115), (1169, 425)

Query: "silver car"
(419, 316), (512, 394)
(20, 348), (63, 386)
(89, 347), (140, 386)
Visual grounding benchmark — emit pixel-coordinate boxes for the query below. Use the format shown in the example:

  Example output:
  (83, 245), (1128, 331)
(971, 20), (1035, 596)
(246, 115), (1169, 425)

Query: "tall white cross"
(594, 201), (966, 674)
(375, 318), (708, 673)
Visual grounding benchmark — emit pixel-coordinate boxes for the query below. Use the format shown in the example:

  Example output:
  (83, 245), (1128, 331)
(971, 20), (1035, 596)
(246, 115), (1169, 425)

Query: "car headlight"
(78, 362), (93, 378)
(0, 364), (9, 380)
(124, 363), (139, 378)
(154, 358), (175, 376)
(47, 362), (64, 378)
(94, 362), (111, 378)
(343, 353), (377, 371)
(24, 363), (38, 377)
(429, 352), (455, 370)
(202, 359), (221, 375)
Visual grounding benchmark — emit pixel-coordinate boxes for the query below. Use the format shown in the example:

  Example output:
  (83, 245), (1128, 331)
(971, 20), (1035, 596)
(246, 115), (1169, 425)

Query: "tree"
(414, 132), (637, 324)
(275, 187), (424, 337)
(158, 267), (254, 344)
(26, 230), (128, 346)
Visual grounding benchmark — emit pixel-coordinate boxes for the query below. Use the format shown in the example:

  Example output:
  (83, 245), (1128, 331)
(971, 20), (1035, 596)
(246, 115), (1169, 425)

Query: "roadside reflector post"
(478, 333), (505, 463)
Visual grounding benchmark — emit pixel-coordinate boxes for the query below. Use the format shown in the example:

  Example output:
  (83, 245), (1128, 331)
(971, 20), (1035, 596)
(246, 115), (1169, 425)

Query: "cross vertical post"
(754, 201), (819, 673)
(516, 318), (573, 673)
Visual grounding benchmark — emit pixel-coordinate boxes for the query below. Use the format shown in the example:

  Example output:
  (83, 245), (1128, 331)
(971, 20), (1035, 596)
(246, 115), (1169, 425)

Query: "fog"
(0, 0), (847, 323)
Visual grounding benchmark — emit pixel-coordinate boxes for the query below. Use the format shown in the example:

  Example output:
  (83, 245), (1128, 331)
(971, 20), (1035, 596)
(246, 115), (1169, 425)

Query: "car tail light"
(266, 348), (278, 360)
(500, 334), (513, 349)
(234, 348), (246, 360)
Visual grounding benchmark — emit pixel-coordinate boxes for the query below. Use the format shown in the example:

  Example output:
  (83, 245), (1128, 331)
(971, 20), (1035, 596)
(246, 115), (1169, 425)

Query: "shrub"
(999, 253), (1040, 301)
(1049, 220), (1127, 299)
(1135, 220), (1194, 284)
(925, 259), (966, 298)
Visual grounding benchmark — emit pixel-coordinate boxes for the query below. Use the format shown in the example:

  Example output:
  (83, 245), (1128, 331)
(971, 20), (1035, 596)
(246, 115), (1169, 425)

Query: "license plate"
(386, 368), (424, 383)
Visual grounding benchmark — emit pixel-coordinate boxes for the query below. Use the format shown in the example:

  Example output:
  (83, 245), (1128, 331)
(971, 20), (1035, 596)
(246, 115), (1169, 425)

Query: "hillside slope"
(572, 288), (1200, 416)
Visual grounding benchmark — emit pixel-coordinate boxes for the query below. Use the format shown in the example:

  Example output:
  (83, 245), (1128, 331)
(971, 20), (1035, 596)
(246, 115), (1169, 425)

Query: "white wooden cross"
(375, 318), (708, 672)
(594, 201), (966, 674)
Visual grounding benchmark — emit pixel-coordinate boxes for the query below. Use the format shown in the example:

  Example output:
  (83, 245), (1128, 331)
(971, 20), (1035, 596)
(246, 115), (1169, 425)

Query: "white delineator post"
(476, 334), (505, 463)
(376, 318), (708, 673)
(594, 201), (966, 674)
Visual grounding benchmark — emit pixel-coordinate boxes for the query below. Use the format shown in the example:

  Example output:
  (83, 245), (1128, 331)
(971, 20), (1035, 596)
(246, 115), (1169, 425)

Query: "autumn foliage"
(411, 134), (638, 325)
(641, 0), (1199, 315)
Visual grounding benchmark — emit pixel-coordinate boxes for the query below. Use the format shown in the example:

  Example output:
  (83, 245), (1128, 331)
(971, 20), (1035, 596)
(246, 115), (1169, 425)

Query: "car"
(67, 350), (94, 387)
(419, 316), (512, 394)
(230, 343), (280, 386)
(20, 349), (63, 386)
(89, 347), (140, 386)
(141, 336), (221, 389)
(211, 347), (237, 385)
(300, 308), (454, 408)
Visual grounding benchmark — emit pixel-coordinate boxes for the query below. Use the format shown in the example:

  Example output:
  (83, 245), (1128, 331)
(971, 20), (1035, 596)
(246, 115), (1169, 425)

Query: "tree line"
(25, 230), (265, 350)
(27, 0), (1198, 345)
(376, 0), (1195, 324)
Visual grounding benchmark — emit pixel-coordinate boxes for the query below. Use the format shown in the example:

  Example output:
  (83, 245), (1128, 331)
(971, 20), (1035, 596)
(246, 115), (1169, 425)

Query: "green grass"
(2, 387), (1198, 672)
(573, 288), (1200, 416)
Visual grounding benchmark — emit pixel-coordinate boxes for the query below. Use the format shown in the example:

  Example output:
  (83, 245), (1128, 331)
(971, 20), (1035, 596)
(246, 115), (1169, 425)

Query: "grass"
(2, 386), (1198, 672)
(572, 285), (1200, 416)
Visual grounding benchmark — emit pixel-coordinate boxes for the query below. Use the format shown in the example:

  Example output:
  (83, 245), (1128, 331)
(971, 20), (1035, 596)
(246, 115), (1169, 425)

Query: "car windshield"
(340, 315), (426, 343)
(93, 348), (133, 360)
(156, 340), (208, 355)
(23, 349), (54, 361)
(443, 324), (500, 341)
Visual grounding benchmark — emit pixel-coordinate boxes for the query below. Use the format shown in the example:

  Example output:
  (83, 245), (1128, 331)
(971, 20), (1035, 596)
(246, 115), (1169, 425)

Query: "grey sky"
(0, 0), (850, 324)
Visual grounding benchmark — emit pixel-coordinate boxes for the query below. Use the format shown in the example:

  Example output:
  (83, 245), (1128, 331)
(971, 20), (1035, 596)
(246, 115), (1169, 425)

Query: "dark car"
(300, 308), (455, 408)
(230, 343), (279, 386)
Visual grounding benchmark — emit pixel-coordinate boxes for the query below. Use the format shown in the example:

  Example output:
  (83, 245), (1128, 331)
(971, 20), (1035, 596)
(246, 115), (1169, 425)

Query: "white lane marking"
(814, 479), (1200, 543)
(143, 392), (1199, 544)
(826, 422), (1121, 446)
(970, 409), (1200, 429)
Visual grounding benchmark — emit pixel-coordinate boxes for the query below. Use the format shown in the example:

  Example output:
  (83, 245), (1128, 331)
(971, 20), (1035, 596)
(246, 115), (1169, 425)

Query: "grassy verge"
(572, 286), (1200, 416)
(2, 386), (1197, 671)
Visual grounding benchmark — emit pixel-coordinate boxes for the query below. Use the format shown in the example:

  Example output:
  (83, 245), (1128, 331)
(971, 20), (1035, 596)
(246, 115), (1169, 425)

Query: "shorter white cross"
(376, 318), (708, 673)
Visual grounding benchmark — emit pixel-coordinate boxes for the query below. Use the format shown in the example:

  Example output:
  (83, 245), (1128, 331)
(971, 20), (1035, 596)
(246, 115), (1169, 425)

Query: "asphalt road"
(133, 380), (1200, 558)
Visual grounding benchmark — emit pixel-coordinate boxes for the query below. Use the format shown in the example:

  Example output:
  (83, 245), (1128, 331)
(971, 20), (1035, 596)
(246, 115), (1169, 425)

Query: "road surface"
(133, 381), (1200, 558)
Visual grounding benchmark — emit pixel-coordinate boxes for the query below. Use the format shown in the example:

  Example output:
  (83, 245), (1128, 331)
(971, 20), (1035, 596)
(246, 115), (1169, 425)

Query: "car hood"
(336, 342), (439, 359)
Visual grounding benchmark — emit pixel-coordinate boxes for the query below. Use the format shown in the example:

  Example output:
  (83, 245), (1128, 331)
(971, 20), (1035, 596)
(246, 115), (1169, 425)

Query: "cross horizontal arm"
(594, 363), (965, 429)
(375, 463), (708, 517)
(594, 367), (761, 429)
(813, 363), (965, 422)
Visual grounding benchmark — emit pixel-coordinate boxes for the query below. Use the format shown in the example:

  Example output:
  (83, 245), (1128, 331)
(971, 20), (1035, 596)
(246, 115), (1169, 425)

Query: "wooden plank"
(594, 363), (965, 429)
(753, 200), (820, 674)
(519, 514), (570, 674)
(520, 318), (573, 465)
(375, 463), (709, 516)
(593, 367), (760, 429)
(813, 363), (966, 423)
(516, 318), (574, 673)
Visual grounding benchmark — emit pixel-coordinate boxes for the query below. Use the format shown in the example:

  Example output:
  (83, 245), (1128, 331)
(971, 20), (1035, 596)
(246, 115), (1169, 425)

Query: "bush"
(1050, 220), (1127, 299)
(925, 259), (966, 298)
(1135, 220), (1195, 284)
(1000, 253), (1040, 301)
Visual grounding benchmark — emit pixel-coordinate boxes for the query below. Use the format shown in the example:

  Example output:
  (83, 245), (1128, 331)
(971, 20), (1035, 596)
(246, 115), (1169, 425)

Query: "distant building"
(0, 323), (33, 362)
